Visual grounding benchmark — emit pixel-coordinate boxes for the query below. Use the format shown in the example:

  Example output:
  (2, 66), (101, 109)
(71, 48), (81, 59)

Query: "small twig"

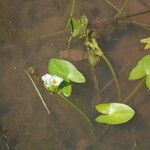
(105, 0), (120, 12)
(123, 78), (145, 104)
(25, 70), (51, 115)
(115, 0), (129, 18)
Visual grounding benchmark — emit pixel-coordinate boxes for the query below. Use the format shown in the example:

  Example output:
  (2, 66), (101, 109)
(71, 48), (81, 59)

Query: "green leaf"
(139, 55), (150, 75)
(129, 54), (150, 78)
(68, 69), (86, 83)
(140, 37), (150, 50)
(70, 17), (80, 35)
(95, 103), (135, 125)
(129, 55), (150, 89)
(146, 75), (150, 89)
(49, 59), (86, 83)
(80, 16), (88, 27)
(61, 84), (72, 97)
(129, 64), (145, 80)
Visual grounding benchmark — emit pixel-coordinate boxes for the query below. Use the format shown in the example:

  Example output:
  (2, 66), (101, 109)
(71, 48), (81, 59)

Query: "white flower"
(50, 75), (63, 86)
(41, 74), (63, 88)
(42, 74), (53, 88)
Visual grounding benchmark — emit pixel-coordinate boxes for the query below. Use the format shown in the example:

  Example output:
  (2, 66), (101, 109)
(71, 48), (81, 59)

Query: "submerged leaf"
(69, 16), (88, 38)
(95, 103), (135, 125)
(49, 58), (86, 83)
(70, 17), (82, 37)
(88, 50), (100, 66)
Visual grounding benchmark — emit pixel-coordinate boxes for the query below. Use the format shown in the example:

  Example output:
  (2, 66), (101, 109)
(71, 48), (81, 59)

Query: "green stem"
(102, 55), (121, 100)
(25, 70), (51, 115)
(67, 0), (76, 26)
(123, 78), (145, 104)
(58, 94), (93, 127)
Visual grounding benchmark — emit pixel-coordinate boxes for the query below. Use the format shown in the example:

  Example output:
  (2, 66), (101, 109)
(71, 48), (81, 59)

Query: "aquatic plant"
(25, 1), (150, 127)
(42, 58), (93, 127)
(140, 37), (150, 50)
(47, 58), (85, 97)
(68, 15), (121, 100)
(95, 103), (135, 125)
(129, 55), (150, 89)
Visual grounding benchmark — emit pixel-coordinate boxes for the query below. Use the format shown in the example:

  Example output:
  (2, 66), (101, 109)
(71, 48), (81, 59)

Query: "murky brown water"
(0, 0), (150, 149)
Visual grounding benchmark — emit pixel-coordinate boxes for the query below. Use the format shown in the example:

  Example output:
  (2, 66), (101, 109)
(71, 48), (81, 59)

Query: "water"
(0, 0), (150, 149)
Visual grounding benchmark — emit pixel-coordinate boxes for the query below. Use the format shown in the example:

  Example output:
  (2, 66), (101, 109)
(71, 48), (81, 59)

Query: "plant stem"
(104, 0), (150, 31)
(67, 0), (76, 26)
(105, 0), (120, 12)
(58, 94), (93, 127)
(102, 55), (121, 100)
(91, 66), (99, 91)
(123, 78), (145, 104)
(25, 70), (51, 115)
(115, 0), (129, 18)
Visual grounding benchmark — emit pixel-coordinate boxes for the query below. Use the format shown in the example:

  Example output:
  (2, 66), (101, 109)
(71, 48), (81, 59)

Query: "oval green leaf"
(130, 54), (150, 78)
(95, 103), (135, 125)
(129, 64), (145, 80)
(49, 59), (86, 83)
(129, 55), (150, 89)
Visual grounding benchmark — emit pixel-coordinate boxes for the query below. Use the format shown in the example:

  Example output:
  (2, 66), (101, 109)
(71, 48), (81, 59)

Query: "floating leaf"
(140, 37), (150, 50)
(129, 64), (145, 80)
(95, 103), (135, 125)
(49, 58), (86, 83)
(146, 75), (150, 89)
(129, 55), (150, 89)
(60, 83), (72, 97)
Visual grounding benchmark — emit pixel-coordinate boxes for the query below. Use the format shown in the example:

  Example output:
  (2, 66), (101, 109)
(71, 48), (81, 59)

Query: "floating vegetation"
(26, 1), (150, 128)
(41, 59), (93, 127)
(95, 103), (135, 125)
(68, 15), (121, 100)
(129, 55), (150, 89)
